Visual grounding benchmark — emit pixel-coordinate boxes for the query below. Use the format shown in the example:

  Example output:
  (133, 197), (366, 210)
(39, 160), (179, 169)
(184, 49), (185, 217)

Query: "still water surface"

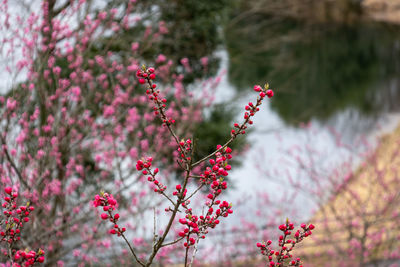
(217, 18), (400, 221)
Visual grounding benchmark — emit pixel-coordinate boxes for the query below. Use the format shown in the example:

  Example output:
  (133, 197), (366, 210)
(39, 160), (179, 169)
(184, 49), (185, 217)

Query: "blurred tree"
(100, 0), (233, 83)
(0, 0), (244, 265)
(3, 0), (246, 168)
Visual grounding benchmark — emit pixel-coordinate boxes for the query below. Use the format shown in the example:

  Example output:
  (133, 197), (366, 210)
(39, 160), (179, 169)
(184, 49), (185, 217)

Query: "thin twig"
(0, 135), (30, 189)
(153, 207), (157, 247)
(145, 167), (191, 266)
(121, 233), (145, 266)
(184, 239), (190, 266)
(184, 184), (204, 202)
(160, 191), (177, 207)
(160, 236), (185, 248)
(189, 238), (200, 267)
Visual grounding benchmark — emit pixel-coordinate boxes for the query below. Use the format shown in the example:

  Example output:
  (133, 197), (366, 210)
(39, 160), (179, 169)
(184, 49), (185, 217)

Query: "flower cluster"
(176, 145), (234, 247)
(200, 145), (232, 184)
(178, 139), (193, 163)
(13, 249), (45, 266)
(256, 220), (315, 267)
(172, 184), (187, 198)
(232, 84), (274, 136)
(177, 197), (233, 248)
(1, 188), (32, 242)
(136, 66), (174, 125)
(136, 157), (167, 193)
(1, 187), (45, 265)
(93, 193), (126, 236)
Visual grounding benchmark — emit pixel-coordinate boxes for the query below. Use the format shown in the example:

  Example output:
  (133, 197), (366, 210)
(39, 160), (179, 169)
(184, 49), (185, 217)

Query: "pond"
(226, 17), (400, 128)
(216, 16), (400, 222)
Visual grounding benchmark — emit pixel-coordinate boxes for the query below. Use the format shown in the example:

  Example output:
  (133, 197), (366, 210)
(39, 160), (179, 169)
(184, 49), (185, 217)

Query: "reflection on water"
(225, 17), (400, 128)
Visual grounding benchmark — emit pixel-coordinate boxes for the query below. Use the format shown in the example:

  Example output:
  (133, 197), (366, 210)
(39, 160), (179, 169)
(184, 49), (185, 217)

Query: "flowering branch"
(92, 65), (281, 266)
(257, 220), (315, 267)
(1, 187), (45, 266)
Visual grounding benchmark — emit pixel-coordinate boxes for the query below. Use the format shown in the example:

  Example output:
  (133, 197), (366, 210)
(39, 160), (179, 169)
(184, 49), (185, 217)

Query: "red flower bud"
(4, 187), (12, 195)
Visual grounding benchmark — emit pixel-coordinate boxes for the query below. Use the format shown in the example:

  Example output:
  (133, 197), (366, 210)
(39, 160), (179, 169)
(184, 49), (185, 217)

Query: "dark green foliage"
(100, 0), (233, 83)
(193, 104), (247, 167)
(225, 13), (400, 125)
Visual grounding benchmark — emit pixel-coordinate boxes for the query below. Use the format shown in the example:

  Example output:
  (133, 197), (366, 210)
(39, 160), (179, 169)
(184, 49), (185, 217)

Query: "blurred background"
(164, 0), (400, 266)
(2, 0), (400, 266)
